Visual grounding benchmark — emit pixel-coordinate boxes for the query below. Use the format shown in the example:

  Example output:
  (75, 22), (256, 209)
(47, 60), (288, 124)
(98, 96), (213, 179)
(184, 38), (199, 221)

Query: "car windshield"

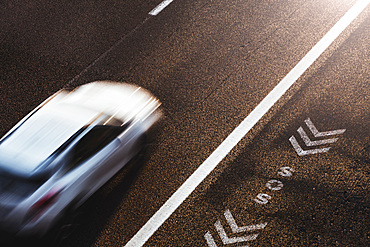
(0, 103), (100, 176)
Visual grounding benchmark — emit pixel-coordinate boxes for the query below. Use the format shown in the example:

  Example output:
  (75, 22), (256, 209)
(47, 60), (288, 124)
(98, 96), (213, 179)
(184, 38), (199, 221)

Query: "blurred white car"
(0, 81), (160, 238)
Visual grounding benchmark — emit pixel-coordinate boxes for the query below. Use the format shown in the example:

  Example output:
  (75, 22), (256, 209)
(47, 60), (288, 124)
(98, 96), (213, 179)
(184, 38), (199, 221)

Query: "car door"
(63, 119), (133, 199)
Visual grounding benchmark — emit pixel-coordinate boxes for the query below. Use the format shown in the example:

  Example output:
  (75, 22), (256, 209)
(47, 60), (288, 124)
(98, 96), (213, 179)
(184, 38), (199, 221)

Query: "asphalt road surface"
(0, 0), (369, 246)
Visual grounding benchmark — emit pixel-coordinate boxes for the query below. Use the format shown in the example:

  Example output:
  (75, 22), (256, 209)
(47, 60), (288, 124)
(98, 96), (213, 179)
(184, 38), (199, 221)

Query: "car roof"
(62, 82), (159, 122)
(0, 81), (160, 178)
(0, 102), (100, 177)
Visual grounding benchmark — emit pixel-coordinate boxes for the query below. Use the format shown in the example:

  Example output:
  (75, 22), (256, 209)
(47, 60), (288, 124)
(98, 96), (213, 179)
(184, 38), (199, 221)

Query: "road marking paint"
(215, 220), (259, 244)
(224, 209), (268, 233)
(205, 209), (267, 246)
(289, 136), (331, 155)
(305, 118), (346, 137)
(125, 0), (369, 246)
(266, 180), (284, 191)
(253, 193), (272, 205)
(204, 232), (218, 247)
(149, 0), (174, 16)
(253, 166), (296, 205)
(297, 127), (338, 146)
(290, 118), (346, 156)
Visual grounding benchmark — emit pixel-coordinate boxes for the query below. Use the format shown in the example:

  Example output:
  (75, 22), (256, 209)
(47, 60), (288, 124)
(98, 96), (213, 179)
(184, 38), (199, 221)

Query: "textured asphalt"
(0, 0), (368, 246)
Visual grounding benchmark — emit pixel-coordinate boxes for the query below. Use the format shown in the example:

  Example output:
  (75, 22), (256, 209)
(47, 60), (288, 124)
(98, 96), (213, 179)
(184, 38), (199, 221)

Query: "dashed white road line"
(125, 0), (370, 246)
(149, 0), (175, 16)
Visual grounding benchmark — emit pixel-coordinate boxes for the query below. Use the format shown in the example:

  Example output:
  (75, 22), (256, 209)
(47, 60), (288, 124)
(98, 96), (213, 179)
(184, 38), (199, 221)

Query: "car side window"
(64, 122), (128, 172)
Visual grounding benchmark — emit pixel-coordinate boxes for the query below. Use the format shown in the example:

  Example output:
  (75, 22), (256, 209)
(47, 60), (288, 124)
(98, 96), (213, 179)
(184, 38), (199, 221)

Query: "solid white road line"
(149, 0), (174, 16)
(125, 0), (370, 246)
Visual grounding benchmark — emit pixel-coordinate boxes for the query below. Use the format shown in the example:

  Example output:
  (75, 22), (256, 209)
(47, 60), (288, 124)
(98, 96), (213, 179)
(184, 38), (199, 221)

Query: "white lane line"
(149, 0), (174, 16)
(125, 0), (370, 246)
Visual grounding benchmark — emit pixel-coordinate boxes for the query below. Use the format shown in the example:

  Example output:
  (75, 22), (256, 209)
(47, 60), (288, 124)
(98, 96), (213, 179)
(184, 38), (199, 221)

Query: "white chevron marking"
(290, 118), (346, 156)
(224, 209), (268, 233)
(205, 210), (267, 246)
(297, 127), (338, 146)
(289, 136), (331, 156)
(215, 220), (259, 245)
(305, 118), (346, 137)
(205, 231), (250, 247)
(204, 232), (218, 247)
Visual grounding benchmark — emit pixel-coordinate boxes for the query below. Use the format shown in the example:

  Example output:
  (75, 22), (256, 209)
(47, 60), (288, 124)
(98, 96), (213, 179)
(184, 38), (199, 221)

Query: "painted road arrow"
(290, 118), (346, 156)
(204, 209), (268, 246)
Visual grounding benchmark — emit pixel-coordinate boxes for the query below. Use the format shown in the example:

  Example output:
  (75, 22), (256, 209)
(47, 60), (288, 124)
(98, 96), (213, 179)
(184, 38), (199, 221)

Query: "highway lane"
(0, 0), (368, 246)
(144, 6), (370, 246)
